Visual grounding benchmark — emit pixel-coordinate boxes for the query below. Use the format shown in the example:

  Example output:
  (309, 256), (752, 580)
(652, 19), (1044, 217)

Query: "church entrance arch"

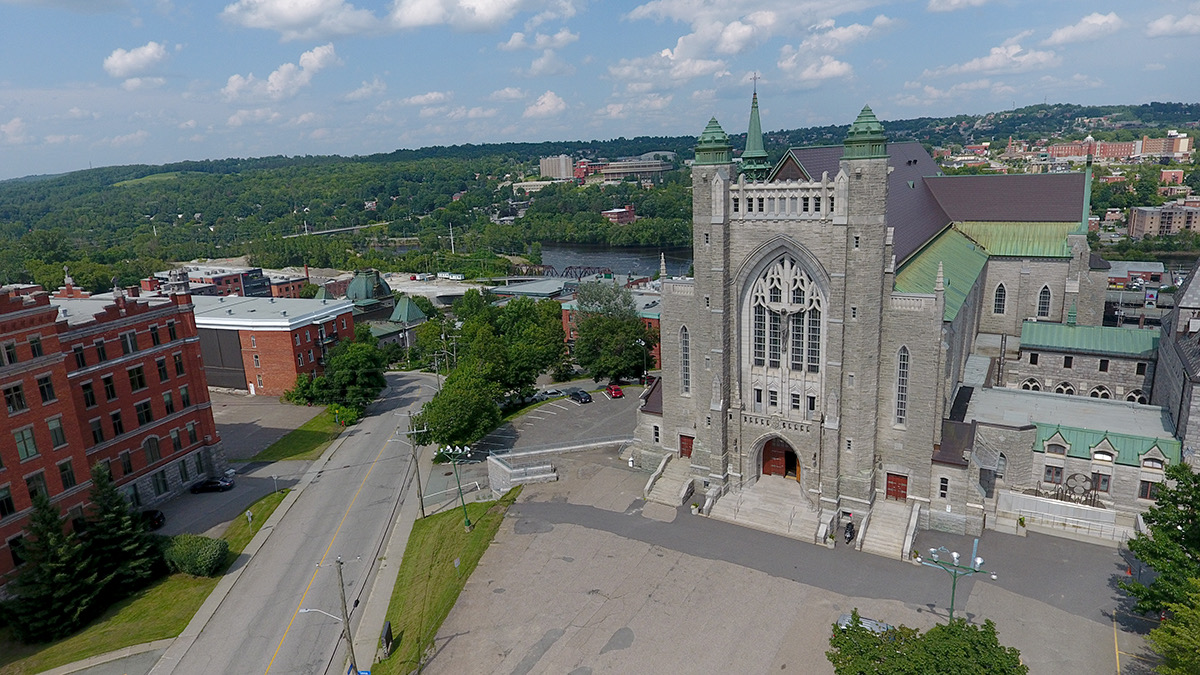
(761, 438), (800, 481)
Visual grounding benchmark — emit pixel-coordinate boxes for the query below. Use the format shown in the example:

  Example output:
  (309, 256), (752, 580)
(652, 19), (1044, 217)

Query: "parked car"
(568, 389), (593, 404)
(606, 384), (624, 398)
(190, 477), (235, 493)
(140, 509), (166, 531)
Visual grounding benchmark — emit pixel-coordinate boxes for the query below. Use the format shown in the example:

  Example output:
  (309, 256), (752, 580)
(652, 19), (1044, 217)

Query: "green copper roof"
(1020, 321), (1159, 357)
(694, 117), (732, 166)
(741, 92), (771, 179)
(894, 226), (988, 321)
(842, 104), (888, 159)
(346, 269), (392, 301)
(1033, 423), (1180, 467)
(389, 295), (428, 325)
(955, 221), (1075, 258)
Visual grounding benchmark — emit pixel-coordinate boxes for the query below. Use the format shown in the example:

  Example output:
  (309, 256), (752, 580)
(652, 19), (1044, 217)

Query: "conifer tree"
(4, 493), (102, 642)
(83, 462), (160, 604)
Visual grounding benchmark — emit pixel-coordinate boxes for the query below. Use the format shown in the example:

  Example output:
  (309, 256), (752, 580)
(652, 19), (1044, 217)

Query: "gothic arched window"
(895, 346), (910, 425)
(680, 326), (691, 395)
(749, 256), (823, 374)
(993, 284), (1006, 315)
(1037, 286), (1051, 318)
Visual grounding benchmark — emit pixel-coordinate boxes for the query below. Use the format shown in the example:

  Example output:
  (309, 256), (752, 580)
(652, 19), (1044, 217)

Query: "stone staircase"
(860, 499), (911, 560)
(707, 476), (820, 543)
(646, 455), (695, 506)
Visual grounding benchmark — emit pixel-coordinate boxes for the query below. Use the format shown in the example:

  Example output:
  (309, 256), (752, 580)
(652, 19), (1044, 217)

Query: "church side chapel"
(634, 92), (1185, 558)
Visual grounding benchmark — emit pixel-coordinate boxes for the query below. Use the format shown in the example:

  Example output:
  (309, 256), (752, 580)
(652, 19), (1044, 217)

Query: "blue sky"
(1, 0), (1197, 180)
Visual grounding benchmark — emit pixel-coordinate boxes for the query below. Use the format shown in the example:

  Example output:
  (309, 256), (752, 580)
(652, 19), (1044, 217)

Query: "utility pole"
(335, 557), (360, 672)
(406, 412), (428, 519)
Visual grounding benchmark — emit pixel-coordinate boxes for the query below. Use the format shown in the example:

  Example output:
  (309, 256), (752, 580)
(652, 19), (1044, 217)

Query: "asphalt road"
(162, 371), (438, 675)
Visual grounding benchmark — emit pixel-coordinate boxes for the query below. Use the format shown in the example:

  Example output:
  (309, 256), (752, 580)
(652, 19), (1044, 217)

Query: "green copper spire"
(842, 104), (888, 160)
(694, 117), (733, 166)
(741, 91), (772, 180)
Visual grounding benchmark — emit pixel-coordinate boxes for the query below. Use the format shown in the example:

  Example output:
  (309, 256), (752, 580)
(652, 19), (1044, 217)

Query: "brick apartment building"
(190, 295), (355, 397)
(1, 288), (224, 580)
(1129, 198), (1200, 238)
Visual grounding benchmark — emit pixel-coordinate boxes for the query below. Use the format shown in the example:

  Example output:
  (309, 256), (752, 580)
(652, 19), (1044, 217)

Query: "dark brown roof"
(783, 142), (949, 262)
(933, 420), (974, 467)
(640, 375), (663, 415)
(1090, 253), (1111, 270)
(924, 173), (1085, 223)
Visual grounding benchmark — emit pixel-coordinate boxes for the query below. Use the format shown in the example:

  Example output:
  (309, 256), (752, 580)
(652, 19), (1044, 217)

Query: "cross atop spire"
(751, 71), (760, 94)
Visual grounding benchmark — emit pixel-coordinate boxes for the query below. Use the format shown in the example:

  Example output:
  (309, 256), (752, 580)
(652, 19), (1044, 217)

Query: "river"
(540, 244), (693, 278)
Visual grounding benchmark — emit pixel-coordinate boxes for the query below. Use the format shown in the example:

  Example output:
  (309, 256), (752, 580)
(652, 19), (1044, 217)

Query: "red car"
(606, 384), (624, 398)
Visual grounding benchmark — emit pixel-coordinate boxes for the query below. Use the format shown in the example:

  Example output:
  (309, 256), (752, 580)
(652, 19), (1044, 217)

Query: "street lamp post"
(440, 446), (474, 532)
(635, 338), (647, 381)
(915, 538), (996, 620)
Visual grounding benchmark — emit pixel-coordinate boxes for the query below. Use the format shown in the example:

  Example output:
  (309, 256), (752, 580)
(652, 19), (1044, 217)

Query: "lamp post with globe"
(915, 538), (996, 620)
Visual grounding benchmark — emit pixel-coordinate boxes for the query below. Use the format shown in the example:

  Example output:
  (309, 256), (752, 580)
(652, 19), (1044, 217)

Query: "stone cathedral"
(631, 94), (1169, 557)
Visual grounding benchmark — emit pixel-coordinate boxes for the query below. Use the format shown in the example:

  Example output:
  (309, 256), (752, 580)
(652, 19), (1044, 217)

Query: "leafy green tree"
(3, 493), (104, 642)
(321, 340), (387, 410)
(298, 283), (320, 298)
(826, 611), (1026, 675)
(571, 282), (657, 382)
(83, 462), (161, 604)
(1147, 577), (1200, 675)
(1122, 462), (1200, 613)
(413, 372), (501, 447)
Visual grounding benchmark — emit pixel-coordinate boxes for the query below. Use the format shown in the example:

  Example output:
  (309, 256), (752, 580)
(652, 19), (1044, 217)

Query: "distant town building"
(601, 205), (637, 224)
(600, 159), (672, 182)
(155, 264), (271, 298)
(1129, 199), (1200, 238)
(539, 155), (574, 180)
(1162, 169), (1185, 185)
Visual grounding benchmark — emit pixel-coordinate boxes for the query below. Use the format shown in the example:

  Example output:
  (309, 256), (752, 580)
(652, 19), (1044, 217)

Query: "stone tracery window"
(749, 256), (823, 375)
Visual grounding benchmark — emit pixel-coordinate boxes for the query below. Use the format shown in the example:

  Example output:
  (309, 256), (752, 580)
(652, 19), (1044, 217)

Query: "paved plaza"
(424, 450), (1159, 675)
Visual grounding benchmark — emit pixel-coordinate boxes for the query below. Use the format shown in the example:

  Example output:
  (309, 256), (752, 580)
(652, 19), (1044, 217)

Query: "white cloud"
(290, 112), (320, 125)
(43, 134), (84, 145)
(523, 90), (566, 118)
(103, 41), (168, 78)
(777, 15), (892, 79)
(221, 0), (379, 41)
(1146, 14), (1200, 37)
(1, 118), (33, 145)
(401, 91), (451, 105)
(894, 78), (996, 105)
(62, 107), (98, 120)
(691, 88), (716, 101)
(222, 43), (339, 101)
(596, 103), (626, 120)
(926, 42), (1058, 77)
(714, 11), (777, 54)
(499, 27), (578, 50)
(608, 51), (729, 88)
(926, 0), (989, 11)
(178, 119), (198, 129)
(526, 49), (575, 76)
(122, 77), (166, 91)
(391, 0), (536, 31)
(346, 77), (387, 101)
(1043, 13), (1124, 45)
(488, 86), (525, 101)
(108, 130), (149, 147)
(446, 106), (497, 119)
(227, 108), (282, 126)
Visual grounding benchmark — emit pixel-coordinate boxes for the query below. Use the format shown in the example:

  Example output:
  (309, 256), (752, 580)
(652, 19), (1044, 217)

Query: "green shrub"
(163, 534), (229, 577)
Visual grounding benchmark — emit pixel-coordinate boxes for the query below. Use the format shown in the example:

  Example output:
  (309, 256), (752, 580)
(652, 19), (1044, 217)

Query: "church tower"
(740, 90), (772, 180)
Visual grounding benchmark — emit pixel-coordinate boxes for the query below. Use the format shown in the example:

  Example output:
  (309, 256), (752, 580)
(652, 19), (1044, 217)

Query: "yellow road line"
(264, 440), (389, 674)
(1113, 609), (1121, 674)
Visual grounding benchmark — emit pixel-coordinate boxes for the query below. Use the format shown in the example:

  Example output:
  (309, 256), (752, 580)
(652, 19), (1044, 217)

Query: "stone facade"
(1005, 349), (1153, 401)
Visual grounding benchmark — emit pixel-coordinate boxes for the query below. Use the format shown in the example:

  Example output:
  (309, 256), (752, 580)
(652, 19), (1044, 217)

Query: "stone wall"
(1005, 348), (1153, 400)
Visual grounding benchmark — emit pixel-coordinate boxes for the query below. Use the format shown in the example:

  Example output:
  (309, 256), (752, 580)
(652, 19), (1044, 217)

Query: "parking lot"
(423, 449), (1159, 675)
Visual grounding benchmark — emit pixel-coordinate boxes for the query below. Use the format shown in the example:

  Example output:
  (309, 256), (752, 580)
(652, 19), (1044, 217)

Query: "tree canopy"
(1146, 577), (1200, 675)
(571, 282), (658, 383)
(826, 611), (1026, 675)
(1121, 462), (1200, 613)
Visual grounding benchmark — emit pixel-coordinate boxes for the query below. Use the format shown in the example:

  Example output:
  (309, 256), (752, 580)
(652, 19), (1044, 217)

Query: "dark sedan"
(189, 477), (235, 493)
(140, 509), (166, 531)
(568, 389), (593, 404)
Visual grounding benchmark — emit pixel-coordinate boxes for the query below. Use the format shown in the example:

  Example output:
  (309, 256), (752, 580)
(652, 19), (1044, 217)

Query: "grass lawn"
(250, 408), (343, 462)
(0, 489), (290, 675)
(374, 487), (521, 675)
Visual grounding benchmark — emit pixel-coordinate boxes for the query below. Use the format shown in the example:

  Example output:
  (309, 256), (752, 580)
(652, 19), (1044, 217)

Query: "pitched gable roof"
(924, 173), (1085, 223)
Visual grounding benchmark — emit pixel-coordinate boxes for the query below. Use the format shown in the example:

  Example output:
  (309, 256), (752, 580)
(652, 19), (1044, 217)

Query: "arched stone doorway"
(761, 438), (800, 481)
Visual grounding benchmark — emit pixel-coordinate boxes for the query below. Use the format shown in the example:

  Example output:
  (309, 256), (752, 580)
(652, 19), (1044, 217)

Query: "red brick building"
(190, 295), (355, 396)
(2, 288), (224, 580)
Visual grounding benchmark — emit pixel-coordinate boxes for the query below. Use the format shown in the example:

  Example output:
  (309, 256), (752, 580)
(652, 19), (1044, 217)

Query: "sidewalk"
(349, 438), (435, 667)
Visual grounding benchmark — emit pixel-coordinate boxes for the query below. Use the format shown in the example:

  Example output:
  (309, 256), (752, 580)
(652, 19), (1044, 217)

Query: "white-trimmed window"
(1021, 378), (1041, 391)
(993, 284), (1006, 314)
(1093, 450), (1114, 462)
(1126, 390), (1148, 404)
(1054, 382), (1075, 395)
(749, 256), (823, 374)
(1037, 286), (1051, 318)
(1143, 458), (1164, 470)
(1089, 386), (1111, 399)
(895, 346), (910, 425)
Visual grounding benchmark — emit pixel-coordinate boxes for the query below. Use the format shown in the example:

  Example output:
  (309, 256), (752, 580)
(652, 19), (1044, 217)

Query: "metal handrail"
(422, 481), (481, 504)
